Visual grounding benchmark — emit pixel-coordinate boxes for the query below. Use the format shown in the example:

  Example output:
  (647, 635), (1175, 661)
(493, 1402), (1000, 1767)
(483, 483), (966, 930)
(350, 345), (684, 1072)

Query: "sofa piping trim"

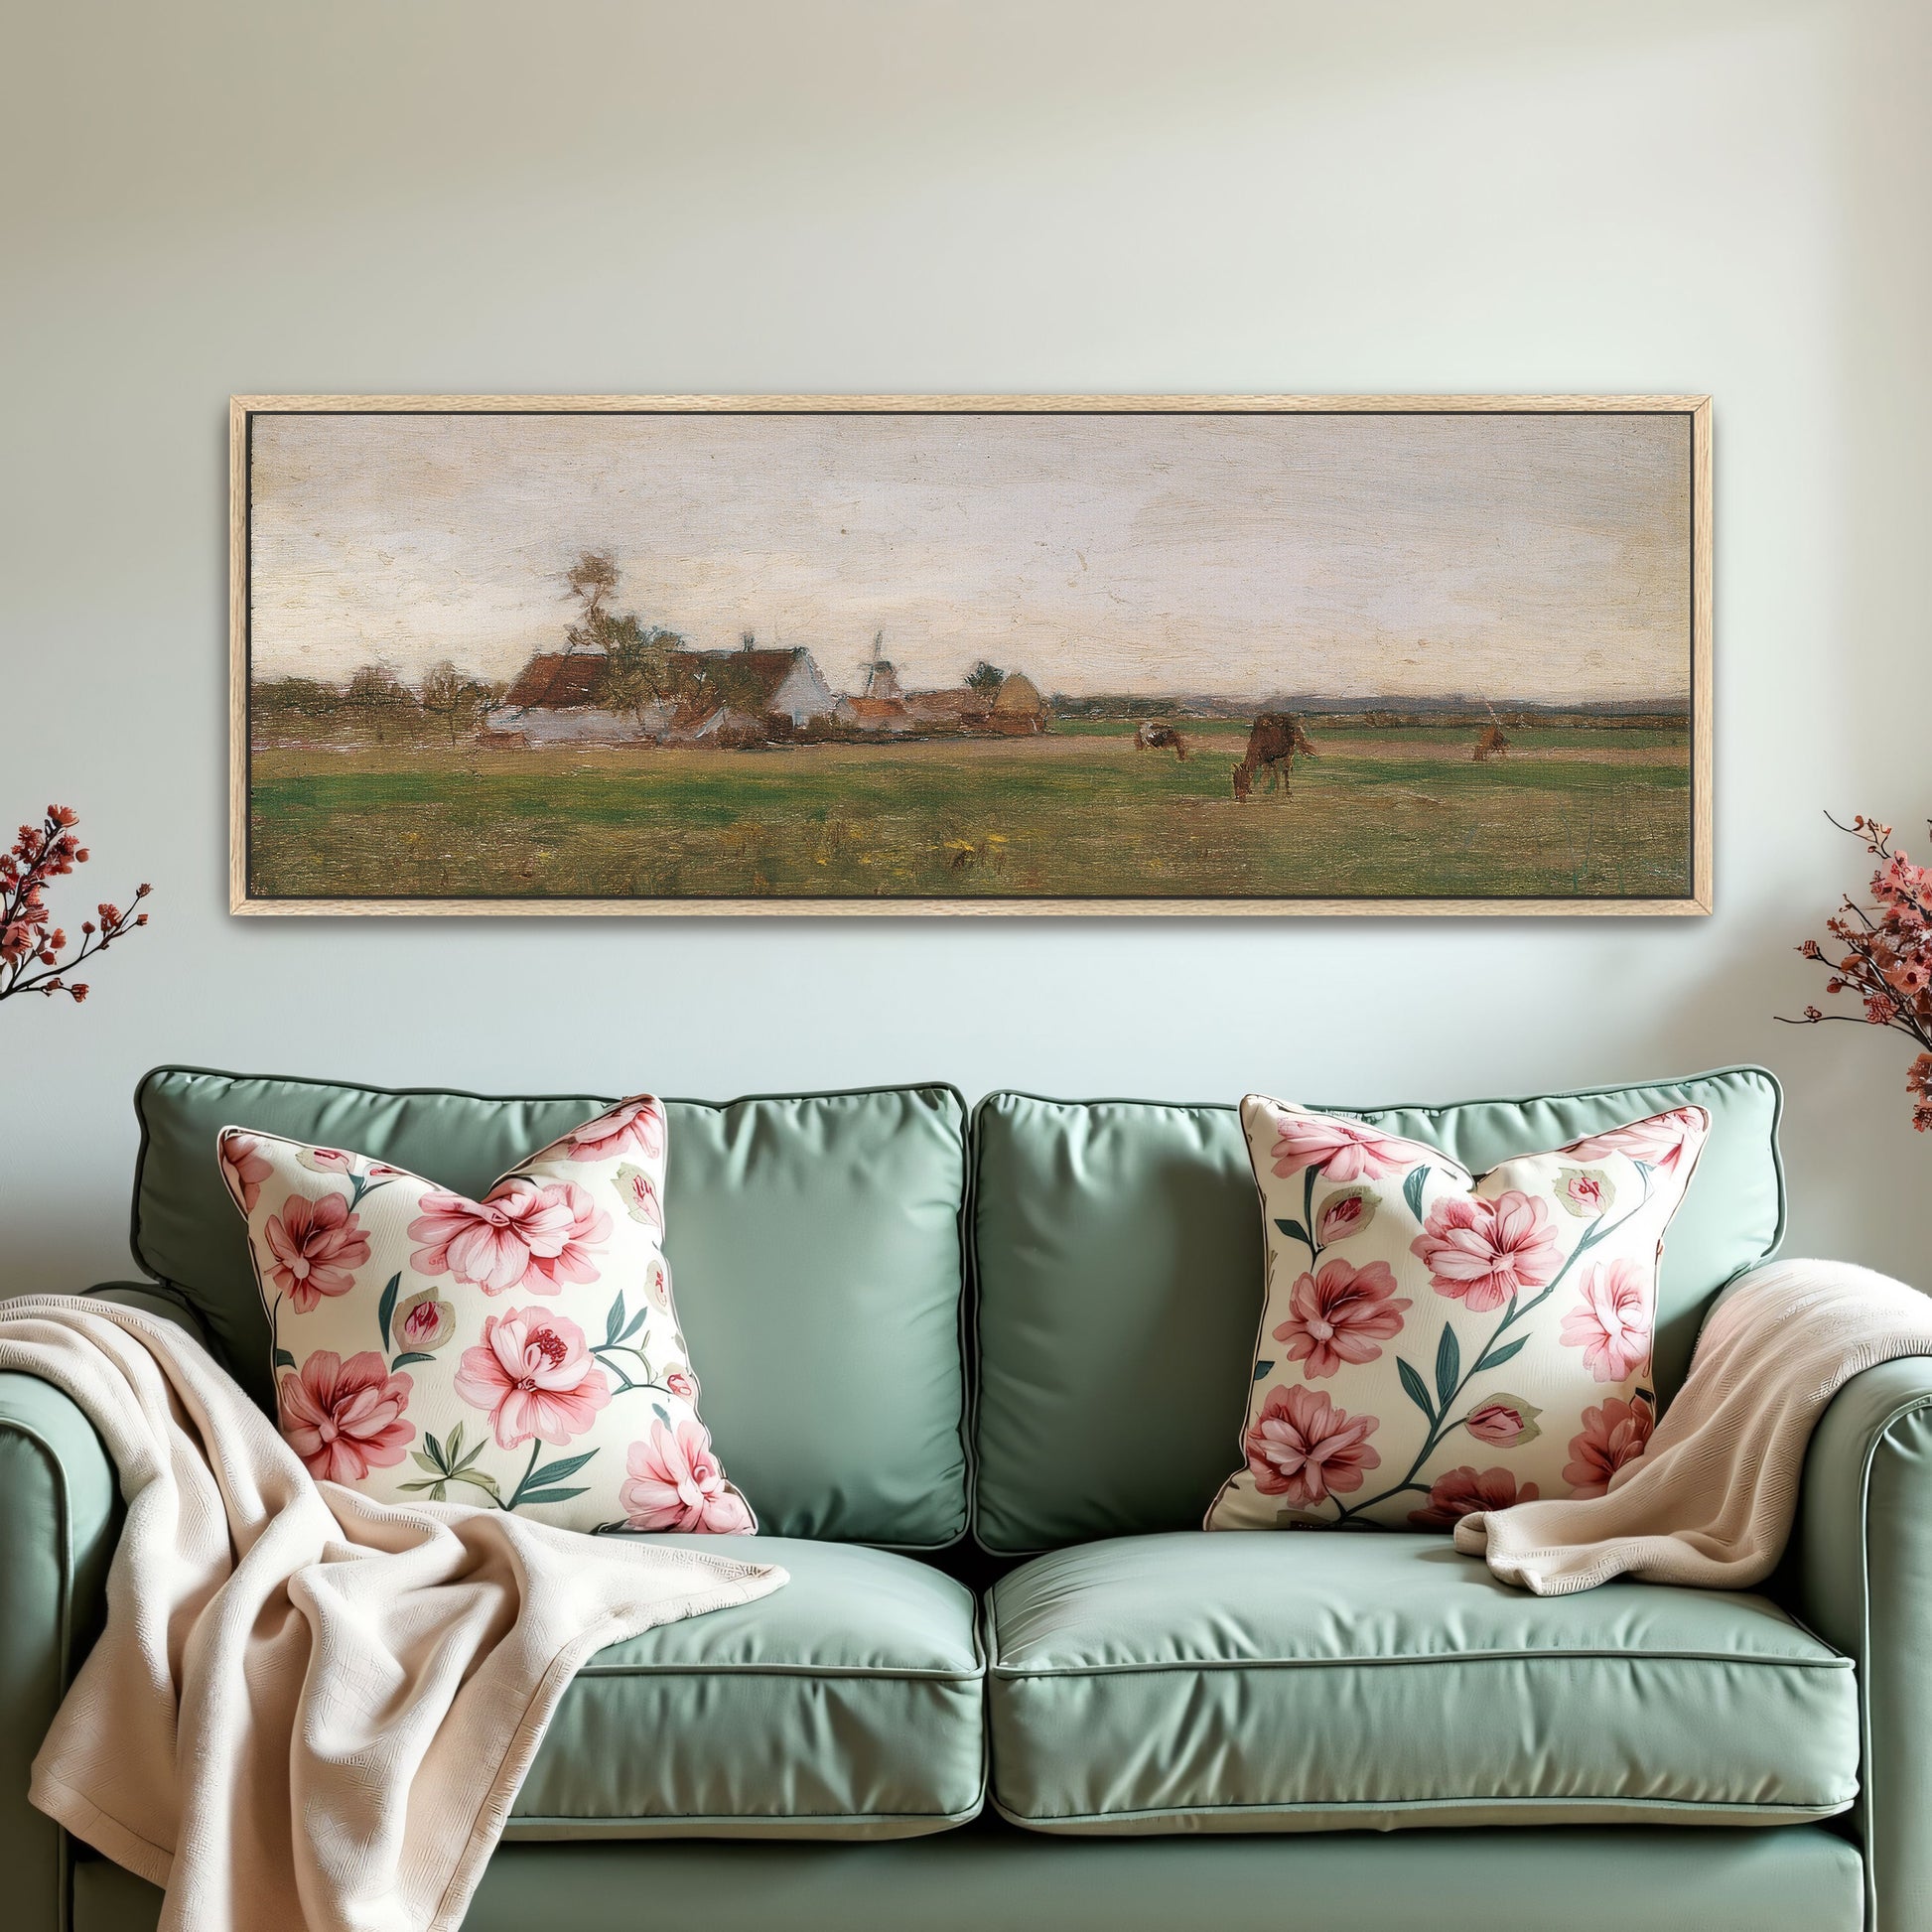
(574, 1603), (987, 1683)
(572, 1662), (985, 1681)
(504, 1802), (986, 1836)
(986, 1648), (1851, 1678)
(980, 1586), (1849, 1679)
(989, 1793), (1857, 1831)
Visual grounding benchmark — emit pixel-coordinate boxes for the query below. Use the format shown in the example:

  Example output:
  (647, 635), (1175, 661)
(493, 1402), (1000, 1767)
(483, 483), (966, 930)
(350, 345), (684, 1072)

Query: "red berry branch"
(1779, 812), (1932, 1131)
(0, 806), (152, 1007)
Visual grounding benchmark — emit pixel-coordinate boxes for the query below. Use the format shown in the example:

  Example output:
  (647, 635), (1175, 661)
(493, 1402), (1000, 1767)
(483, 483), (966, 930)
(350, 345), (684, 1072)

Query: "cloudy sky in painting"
(248, 409), (1692, 704)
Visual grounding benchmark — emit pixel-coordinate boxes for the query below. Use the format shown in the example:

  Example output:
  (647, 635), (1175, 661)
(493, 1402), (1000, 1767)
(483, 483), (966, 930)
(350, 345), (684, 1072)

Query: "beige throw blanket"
(1454, 1258), (1932, 1594)
(3, 1296), (786, 1932)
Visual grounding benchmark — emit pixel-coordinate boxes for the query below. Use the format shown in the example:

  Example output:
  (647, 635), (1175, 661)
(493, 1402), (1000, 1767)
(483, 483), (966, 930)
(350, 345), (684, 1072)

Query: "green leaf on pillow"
(650, 1402), (670, 1427)
(604, 1291), (626, 1347)
(1475, 1336), (1529, 1372)
(1273, 1217), (1310, 1250)
(527, 1450), (597, 1488)
(1434, 1324), (1460, 1407)
(389, 1352), (436, 1370)
(1402, 1166), (1431, 1222)
(1253, 1360), (1273, 1381)
(410, 1449), (441, 1474)
(514, 1486), (590, 1507)
(273, 1347), (296, 1371)
(423, 1431), (447, 1469)
(1398, 1357), (1435, 1420)
(621, 1306), (649, 1342)
(376, 1273), (402, 1353)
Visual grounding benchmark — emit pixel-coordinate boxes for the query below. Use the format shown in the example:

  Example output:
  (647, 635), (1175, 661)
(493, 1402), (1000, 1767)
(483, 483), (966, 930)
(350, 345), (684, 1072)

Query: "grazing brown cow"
(1473, 723), (1510, 762)
(1232, 712), (1318, 800)
(1136, 722), (1190, 759)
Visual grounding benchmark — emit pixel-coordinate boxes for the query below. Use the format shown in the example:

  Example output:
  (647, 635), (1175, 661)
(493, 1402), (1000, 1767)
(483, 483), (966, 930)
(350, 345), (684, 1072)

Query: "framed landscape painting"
(229, 394), (1711, 915)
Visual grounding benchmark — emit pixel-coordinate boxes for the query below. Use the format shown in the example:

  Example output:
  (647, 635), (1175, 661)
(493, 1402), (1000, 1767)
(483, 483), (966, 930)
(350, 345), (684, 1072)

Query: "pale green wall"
(1, 0), (1924, 1290)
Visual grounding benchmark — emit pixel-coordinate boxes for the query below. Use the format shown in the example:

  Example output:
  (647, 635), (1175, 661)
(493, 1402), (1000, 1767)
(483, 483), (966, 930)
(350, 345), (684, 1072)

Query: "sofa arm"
(0, 1285), (204, 1932)
(1788, 1356), (1932, 1932)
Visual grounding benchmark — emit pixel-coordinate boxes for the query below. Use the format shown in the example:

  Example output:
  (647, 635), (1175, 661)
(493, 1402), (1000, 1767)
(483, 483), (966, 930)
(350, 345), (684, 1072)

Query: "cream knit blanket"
(2, 1296), (785, 1932)
(1454, 1258), (1932, 1594)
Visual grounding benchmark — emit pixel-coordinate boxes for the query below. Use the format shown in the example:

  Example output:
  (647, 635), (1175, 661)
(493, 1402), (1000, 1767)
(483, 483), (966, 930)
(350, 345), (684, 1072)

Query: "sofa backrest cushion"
(131, 1067), (969, 1548)
(971, 1068), (1785, 1555)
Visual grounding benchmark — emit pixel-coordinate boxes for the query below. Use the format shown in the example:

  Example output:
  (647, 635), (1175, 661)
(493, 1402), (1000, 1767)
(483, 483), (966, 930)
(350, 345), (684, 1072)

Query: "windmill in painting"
(234, 398), (1708, 913)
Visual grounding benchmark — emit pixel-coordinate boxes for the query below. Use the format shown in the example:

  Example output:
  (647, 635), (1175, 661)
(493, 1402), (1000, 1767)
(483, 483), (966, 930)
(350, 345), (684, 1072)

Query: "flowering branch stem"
(498, 1440), (545, 1511)
(1, 806), (152, 1006)
(1783, 811), (1932, 1129)
(1774, 1010), (1927, 1040)
(590, 1342), (670, 1399)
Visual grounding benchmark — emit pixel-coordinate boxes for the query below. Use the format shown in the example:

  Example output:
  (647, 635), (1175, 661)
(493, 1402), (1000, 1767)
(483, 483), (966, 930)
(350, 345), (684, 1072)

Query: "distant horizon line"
(247, 665), (1688, 715)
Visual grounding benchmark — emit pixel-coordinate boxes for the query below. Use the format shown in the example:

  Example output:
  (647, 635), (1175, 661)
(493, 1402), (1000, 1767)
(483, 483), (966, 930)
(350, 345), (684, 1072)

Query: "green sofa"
(3, 1064), (1920, 1931)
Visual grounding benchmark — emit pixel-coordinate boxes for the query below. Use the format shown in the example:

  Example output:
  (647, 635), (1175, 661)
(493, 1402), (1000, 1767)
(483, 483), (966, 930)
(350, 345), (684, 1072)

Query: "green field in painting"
(246, 725), (1694, 901)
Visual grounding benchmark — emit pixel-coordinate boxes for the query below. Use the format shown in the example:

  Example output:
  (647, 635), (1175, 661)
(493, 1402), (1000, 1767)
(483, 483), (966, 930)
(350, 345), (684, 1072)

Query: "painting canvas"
(230, 396), (1711, 914)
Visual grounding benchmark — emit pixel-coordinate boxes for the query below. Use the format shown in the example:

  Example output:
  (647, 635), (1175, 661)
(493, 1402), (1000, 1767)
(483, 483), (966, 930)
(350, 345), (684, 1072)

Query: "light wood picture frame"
(230, 394), (1712, 916)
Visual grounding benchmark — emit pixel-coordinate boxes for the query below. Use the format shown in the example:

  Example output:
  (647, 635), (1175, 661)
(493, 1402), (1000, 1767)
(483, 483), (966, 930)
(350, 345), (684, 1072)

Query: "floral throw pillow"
(217, 1096), (756, 1535)
(1204, 1097), (1710, 1533)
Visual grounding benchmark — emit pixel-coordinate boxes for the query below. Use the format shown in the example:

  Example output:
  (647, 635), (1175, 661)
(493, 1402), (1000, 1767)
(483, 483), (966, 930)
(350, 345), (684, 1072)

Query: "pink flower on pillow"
(264, 1191), (370, 1311)
(1272, 1257), (1411, 1379)
(1560, 1258), (1653, 1382)
(219, 1131), (272, 1213)
(1268, 1110), (1415, 1182)
(409, 1190), (536, 1292)
(620, 1420), (753, 1533)
(568, 1097), (666, 1164)
(664, 1367), (698, 1403)
(278, 1350), (414, 1483)
(1410, 1190), (1562, 1311)
(1563, 1394), (1654, 1496)
(454, 1307), (612, 1449)
(1407, 1464), (1539, 1530)
(511, 1181), (611, 1293)
(1561, 1107), (1708, 1178)
(1244, 1384), (1380, 1507)
(407, 1179), (608, 1295)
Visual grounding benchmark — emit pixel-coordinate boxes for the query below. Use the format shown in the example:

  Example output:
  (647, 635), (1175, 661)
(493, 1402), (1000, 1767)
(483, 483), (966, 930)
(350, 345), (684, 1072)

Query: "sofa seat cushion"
(987, 1532), (1858, 1834)
(508, 1538), (985, 1840)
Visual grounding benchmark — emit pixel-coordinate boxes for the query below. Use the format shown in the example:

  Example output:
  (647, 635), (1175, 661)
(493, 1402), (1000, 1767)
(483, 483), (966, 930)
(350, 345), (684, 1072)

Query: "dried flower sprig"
(0, 806), (152, 1007)
(1780, 812), (1932, 1131)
